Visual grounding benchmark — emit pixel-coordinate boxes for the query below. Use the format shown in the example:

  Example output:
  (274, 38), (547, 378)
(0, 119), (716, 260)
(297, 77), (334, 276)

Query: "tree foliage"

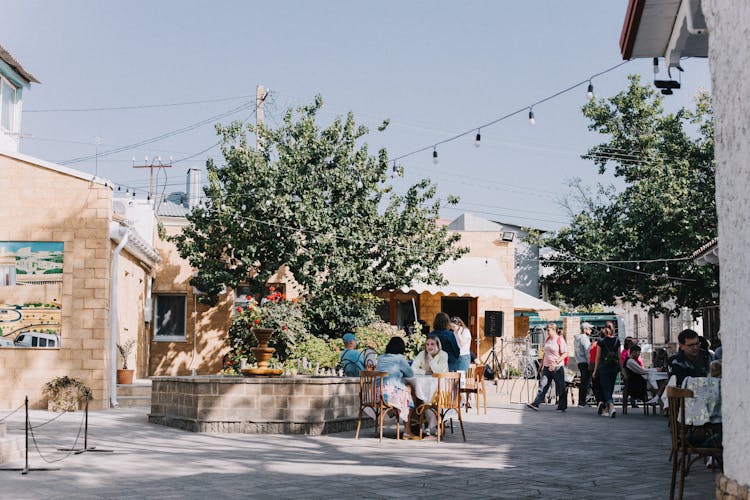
(172, 96), (466, 335)
(540, 75), (717, 315)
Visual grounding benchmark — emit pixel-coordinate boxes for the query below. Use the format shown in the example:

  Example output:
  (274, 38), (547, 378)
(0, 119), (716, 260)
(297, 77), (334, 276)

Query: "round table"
(405, 375), (438, 403)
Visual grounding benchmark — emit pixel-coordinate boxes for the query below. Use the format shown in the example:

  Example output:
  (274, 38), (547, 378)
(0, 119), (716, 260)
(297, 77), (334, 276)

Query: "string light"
(606, 265), (610, 272)
(636, 262), (640, 270)
(390, 61), (630, 165)
(474, 130), (481, 148)
(528, 108), (535, 126)
(586, 81), (594, 100)
(432, 147), (438, 164)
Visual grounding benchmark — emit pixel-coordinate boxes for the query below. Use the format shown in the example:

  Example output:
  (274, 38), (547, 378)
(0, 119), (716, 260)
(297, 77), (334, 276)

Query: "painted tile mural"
(0, 242), (63, 348)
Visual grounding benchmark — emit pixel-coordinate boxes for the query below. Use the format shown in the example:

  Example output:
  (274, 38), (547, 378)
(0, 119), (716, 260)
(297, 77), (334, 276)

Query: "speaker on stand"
(482, 311), (504, 387)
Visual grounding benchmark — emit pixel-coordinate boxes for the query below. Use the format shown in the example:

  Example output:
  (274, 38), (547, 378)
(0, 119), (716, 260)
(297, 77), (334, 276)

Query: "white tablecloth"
(405, 375), (438, 403)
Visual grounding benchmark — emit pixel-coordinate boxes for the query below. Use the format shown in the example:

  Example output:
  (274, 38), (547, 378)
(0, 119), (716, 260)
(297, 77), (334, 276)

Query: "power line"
(24, 94), (254, 113)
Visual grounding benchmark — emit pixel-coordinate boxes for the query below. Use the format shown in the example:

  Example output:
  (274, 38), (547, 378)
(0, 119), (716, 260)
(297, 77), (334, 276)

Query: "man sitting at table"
(669, 329), (710, 385)
(412, 336), (448, 375)
(623, 345), (658, 406)
(340, 333), (365, 377)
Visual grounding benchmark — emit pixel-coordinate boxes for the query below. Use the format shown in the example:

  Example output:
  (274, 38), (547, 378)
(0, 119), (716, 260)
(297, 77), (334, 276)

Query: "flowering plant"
(226, 287), (306, 371)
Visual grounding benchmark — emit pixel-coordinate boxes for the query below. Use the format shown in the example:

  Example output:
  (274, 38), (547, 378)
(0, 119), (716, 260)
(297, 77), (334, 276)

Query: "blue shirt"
(430, 329), (460, 369)
(340, 349), (364, 376)
(376, 353), (414, 383)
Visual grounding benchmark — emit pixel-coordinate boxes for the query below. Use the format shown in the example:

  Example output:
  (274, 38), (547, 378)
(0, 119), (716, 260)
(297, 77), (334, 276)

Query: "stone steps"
(117, 382), (151, 408)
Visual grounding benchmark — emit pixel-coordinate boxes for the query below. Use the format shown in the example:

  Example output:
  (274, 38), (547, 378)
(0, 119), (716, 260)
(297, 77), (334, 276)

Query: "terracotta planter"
(242, 327), (282, 377)
(117, 369), (135, 385)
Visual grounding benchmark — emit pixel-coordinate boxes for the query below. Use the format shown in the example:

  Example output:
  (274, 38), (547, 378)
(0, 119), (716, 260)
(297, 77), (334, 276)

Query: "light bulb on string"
(432, 147), (439, 164)
(606, 265), (610, 272)
(636, 262), (640, 270)
(528, 108), (535, 126)
(474, 130), (481, 148)
(586, 81), (594, 101)
(665, 263), (669, 272)
(577, 265), (581, 272)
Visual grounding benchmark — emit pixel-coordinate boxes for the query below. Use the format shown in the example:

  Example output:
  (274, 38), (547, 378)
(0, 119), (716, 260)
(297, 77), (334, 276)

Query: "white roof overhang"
(402, 257), (513, 299)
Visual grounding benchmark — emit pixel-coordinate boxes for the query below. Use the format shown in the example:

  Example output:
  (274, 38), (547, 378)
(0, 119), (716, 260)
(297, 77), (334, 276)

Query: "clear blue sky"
(4, 1), (710, 231)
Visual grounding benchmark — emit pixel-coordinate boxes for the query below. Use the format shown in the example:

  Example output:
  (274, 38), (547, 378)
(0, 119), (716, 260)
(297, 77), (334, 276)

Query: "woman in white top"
(451, 316), (472, 373)
(412, 336), (449, 375)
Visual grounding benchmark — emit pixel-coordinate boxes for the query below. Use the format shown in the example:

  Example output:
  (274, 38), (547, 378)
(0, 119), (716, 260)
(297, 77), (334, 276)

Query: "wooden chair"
(416, 372), (465, 443)
(667, 386), (723, 500)
(621, 371), (655, 416)
(355, 370), (401, 442)
(460, 364), (487, 415)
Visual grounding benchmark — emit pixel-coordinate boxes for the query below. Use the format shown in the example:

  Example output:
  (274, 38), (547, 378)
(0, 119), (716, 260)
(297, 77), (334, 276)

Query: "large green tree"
(540, 75), (717, 315)
(172, 96), (466, 335)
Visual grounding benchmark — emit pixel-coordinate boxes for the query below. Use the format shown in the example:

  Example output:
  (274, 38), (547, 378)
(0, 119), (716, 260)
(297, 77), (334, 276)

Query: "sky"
(4, 1), (711, 232)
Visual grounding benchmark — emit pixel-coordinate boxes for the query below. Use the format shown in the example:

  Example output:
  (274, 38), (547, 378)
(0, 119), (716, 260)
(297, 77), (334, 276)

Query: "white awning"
(514, 289), (559, 312)
(402, 257), (513, 299)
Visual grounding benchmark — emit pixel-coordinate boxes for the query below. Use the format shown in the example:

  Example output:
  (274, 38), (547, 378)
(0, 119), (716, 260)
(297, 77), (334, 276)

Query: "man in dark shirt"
(429, 312), (460, 371)
(669, 329), (710, 385)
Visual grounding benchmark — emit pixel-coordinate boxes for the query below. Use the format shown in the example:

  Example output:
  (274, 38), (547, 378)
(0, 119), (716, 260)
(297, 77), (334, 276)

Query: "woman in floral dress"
(376, 336), (416, 437)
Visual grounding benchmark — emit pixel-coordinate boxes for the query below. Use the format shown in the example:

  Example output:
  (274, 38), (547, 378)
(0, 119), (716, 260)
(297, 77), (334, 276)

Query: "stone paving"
(0, 390), (717, 499)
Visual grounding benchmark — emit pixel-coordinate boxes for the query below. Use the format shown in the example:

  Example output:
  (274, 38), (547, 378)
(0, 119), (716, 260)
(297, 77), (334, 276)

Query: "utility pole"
(132, 156), (172, 200)
(256, 84), (269, 150)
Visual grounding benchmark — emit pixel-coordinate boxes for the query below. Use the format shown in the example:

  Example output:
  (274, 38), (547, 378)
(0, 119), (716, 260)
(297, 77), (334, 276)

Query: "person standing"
(429, 312), (461, 371)
(527, 323), (568, 412)
(451, 316), (472, 373)
(593, 324), (621, 418)
(574, 322), (593, 407)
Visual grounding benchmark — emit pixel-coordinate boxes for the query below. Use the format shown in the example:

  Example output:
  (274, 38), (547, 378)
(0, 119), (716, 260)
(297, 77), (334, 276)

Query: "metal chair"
(355, 370), (401, 442)
(416, 372), (465, 443)
(460, 363), (487, 415)
(667, 386), (723, 500)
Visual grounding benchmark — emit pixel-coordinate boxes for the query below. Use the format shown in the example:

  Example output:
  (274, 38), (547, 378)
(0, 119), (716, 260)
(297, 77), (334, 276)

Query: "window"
(154, 295), (187, 340)
(633, 314), (639, 338)
(663, 315), (671, 344)
(1, 79), (17, 131)
(647, 314), (654, 345)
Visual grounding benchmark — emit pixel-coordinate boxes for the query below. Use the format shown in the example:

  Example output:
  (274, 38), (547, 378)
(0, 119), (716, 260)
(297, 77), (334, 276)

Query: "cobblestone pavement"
(0, 392), (717, 500)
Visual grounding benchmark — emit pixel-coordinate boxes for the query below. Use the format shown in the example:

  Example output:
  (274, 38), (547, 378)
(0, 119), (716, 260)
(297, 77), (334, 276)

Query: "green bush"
(284, 335), (339, 371)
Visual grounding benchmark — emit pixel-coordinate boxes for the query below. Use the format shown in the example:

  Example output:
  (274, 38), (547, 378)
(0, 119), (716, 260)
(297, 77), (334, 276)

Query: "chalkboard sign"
(484, 311), (504, 337)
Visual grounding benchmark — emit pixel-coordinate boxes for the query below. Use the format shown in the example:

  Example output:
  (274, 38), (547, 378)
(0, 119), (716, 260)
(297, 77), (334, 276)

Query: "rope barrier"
(27, 409), (86, 464)
(0, 402), (25, 423)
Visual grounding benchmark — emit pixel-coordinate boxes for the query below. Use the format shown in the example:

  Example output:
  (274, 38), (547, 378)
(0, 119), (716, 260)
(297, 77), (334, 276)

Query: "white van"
(14, 331), (60, 348)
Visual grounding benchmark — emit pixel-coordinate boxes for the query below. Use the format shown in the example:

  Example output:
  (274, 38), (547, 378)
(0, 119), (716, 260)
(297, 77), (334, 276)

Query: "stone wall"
(704, 0), (750, 491)
(149, 376), (363, 434)
(717, 474), (750, 500)
(0, 154), (112, 409)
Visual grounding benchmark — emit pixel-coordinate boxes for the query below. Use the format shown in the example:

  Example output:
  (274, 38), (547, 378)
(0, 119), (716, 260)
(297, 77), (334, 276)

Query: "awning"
(402, 257), (513, 299)
(514, 289), (559, 312)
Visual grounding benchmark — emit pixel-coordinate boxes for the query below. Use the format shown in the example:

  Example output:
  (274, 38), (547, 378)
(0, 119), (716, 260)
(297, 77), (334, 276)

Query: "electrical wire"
(24, 94), (254, 113)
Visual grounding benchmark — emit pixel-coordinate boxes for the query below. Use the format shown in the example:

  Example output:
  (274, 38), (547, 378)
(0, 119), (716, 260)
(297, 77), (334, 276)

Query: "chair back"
(359, 370), (387, 406)
(666, 386), (694, 452)
(432, 372), (461, 408)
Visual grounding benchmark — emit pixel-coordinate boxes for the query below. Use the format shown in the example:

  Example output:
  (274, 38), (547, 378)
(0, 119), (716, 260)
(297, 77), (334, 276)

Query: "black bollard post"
(0, 395), (59, 473)
(59, 393), (113, 454)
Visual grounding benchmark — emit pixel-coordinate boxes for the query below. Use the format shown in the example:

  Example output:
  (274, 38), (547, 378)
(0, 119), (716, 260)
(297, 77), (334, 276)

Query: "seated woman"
(411, 336), (449, 375)
(375, 336), (416, 437)
(623, 345), (657, 405)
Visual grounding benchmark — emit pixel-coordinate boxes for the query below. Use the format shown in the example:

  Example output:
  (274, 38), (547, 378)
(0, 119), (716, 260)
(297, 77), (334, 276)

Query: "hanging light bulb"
(241, 204), (246, 210)
(636, 262), (640, 270)
(653, 57), (659, 74)
(586, 81), (594, 101)
(432, 147), (439, 164)
(528, 108), (535, 126)
(132, 191), (136, 197)
(577, 265), (581, 272)
(392, 162), (397, 174)
(117, 186), (121, 192)
(665, 263), (669, 272)
(606, 265), (610, 272)
(474, 130), (481, 148)
(276, 231), (281, 237)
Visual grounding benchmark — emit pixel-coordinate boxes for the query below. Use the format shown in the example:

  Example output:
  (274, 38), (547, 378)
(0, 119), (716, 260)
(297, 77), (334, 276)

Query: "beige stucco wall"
(0, 154), (112, 409)
(704, 0), (750, 489)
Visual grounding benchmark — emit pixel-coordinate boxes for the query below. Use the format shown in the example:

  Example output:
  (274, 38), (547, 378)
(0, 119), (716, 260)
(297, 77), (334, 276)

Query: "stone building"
(620, 0), (749, 495)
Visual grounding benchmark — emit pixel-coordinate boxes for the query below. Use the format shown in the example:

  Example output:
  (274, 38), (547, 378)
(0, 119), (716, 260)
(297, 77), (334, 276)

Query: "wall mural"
(0, 242), (63, 348)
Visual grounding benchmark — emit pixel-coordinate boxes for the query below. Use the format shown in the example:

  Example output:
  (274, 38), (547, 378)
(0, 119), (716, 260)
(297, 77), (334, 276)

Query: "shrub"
(43, 376), (91, 412)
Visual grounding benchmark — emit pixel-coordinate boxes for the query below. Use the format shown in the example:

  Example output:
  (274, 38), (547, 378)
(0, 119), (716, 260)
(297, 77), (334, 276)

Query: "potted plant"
(117, 339), (136, 385)
(43, 376), (91, 412)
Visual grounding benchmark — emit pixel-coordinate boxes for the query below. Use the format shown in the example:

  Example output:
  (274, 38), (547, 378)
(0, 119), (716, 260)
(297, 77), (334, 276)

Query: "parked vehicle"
(14, 331), (60, 347)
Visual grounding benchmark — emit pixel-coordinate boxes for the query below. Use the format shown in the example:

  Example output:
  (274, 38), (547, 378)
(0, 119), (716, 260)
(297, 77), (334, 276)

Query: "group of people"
(339, 312), (475, 439)
(570, 321), (719, 418)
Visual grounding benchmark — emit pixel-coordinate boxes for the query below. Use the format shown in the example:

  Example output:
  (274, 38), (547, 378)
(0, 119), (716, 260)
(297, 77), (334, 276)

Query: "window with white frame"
(1, 78), (18, 132)
(153, 295), (187, 340)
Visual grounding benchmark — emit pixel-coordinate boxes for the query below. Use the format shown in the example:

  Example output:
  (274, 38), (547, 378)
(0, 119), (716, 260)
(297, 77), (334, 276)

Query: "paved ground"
(0, 392), (717, 500)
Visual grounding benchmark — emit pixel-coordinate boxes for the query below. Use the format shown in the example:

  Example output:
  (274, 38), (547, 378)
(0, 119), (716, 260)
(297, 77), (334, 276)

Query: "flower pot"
(117, 369), (135, 385)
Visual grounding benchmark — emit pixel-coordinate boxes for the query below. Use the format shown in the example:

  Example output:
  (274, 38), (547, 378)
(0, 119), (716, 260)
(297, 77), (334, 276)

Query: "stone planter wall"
(148, 375), (366, 435)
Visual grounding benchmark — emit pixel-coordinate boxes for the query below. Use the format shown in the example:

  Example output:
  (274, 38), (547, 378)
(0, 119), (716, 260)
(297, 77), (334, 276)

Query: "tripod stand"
(482, 336), (503, 383)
